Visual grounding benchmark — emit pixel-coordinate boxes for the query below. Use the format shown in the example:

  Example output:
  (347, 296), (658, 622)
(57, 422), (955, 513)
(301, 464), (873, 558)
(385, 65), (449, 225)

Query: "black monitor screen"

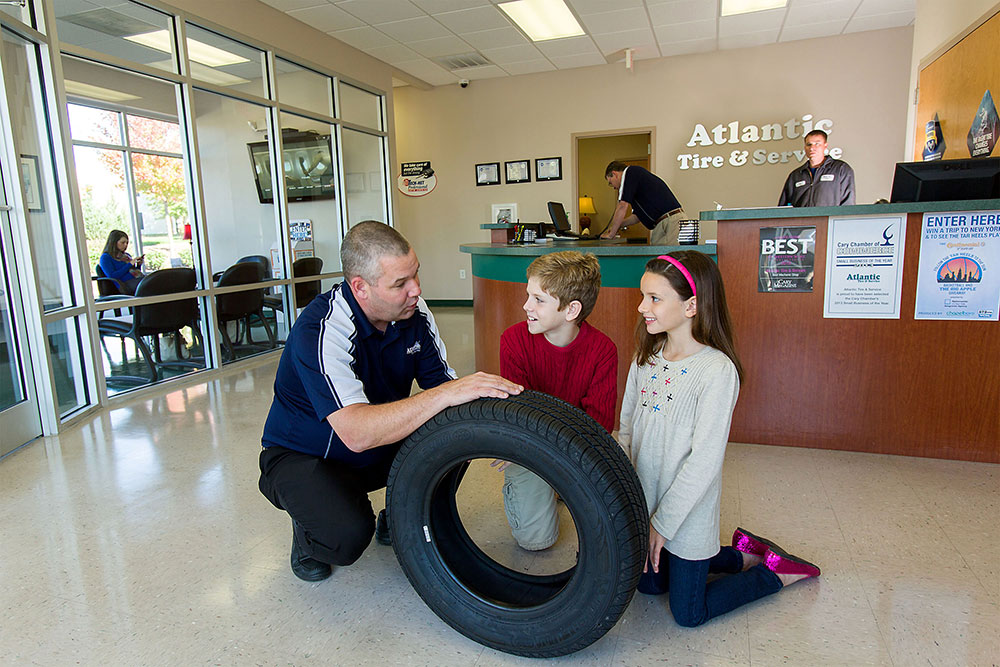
(890, 157), (1000, 203)
(547, 201), (571, 231)
(248, 133), (336, 204)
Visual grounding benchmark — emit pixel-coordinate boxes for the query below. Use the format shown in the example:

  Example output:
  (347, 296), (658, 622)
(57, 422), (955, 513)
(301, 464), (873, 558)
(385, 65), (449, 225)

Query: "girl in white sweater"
(618, 251), (820, 627)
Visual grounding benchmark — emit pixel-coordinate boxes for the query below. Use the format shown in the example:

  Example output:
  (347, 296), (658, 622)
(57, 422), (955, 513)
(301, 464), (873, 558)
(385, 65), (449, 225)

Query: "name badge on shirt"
(795, 180), (806, 188)
(820, 174), (835, 182)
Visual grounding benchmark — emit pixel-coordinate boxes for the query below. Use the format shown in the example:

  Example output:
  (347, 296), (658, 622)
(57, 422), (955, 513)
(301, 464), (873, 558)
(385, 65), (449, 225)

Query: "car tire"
(386, 390), (648, 658)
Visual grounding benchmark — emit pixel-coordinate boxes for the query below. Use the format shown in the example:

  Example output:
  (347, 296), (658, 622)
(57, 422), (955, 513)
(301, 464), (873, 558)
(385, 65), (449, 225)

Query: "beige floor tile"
(611, 635), (749, 666)
(617, 593), (751, 662)
(2, 307), (997, 665)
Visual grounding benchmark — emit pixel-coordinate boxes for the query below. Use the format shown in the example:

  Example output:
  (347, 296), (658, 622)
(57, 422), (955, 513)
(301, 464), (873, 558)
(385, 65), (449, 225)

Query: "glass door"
(0, 193), (41, 456)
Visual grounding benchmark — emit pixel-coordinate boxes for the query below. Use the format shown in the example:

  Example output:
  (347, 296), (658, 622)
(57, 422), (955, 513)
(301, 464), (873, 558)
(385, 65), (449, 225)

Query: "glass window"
(0, 225), (25, 409)
(4, 30), (74, 312)
(341, 128), (386, 229)
(276, 57), (331, 116)
(257, 112), (341, 339)
(68, 104), (121, 144)
(339, 82), (382, 130)
(53, 0), (175, 74)
(73, 144), (129, 291)
(192, 89), (276, 283)
(184, 23), (266, 98)
(46, 316), (89, 416)
(66, 60), (195, 287)
(126, 115), (181, 152)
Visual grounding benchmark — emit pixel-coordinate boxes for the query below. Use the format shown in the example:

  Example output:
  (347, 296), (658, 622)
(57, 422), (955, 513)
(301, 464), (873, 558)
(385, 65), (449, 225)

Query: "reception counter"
(460, 241), (717, 425)
(700, 199), (1000, 463)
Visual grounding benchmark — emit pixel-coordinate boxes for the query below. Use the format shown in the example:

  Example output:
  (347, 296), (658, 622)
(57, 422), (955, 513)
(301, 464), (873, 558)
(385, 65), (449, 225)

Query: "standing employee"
(601, 161), (684, 244)
(778, 130), (855, 207)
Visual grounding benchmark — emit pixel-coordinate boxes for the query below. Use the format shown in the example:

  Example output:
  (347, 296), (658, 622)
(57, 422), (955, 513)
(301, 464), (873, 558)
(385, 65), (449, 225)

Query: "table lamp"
(579, 196), (597, 227)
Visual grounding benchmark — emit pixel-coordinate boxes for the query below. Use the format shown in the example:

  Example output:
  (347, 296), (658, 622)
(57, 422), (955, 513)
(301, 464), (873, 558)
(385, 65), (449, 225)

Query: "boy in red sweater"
(496, 251), (618, 550)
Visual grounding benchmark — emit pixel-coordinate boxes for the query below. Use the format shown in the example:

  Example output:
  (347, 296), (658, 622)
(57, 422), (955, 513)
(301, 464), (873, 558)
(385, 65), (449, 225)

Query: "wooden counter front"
(702, 201), (1000, 463)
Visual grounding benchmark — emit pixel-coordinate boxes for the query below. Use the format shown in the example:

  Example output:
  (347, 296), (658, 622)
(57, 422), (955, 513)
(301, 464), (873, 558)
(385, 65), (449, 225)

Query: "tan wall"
(394, 28), (913, 299)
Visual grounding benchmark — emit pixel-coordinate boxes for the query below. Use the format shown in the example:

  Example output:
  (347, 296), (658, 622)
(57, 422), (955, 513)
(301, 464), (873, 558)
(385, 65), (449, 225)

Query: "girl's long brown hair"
(634, 251), (743, 382)
(101, 229), (129, 260)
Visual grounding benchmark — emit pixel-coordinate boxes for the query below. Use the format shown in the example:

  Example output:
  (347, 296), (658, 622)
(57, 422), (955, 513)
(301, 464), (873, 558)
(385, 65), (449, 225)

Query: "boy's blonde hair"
(526, 251), (601, 324)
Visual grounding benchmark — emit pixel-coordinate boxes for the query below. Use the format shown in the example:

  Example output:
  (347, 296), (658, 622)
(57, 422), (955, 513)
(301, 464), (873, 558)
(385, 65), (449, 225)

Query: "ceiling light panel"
(721, 0), (787, 17)
(64, 79), (141, 102)
(499, 0), (586, 41)
(125, 30), (250, 67)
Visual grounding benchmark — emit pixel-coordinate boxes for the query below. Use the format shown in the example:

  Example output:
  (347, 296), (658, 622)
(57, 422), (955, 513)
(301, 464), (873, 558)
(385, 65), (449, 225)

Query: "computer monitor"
(889, 157), (1000, 203)
(547, 201), (572, 233)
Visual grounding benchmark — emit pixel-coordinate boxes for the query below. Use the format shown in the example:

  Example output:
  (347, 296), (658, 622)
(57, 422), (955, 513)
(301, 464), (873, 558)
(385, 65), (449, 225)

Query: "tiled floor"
(1, 308), (997, 665)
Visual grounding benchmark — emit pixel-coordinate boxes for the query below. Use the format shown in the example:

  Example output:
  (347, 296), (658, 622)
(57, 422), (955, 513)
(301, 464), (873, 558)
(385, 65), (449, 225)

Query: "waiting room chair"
(97, 268), (202, 384)
(262, 256), (324, 316)
(94, 264), (123, 297)
(215, 261), (275, 360)
(212, 254), (270, 283)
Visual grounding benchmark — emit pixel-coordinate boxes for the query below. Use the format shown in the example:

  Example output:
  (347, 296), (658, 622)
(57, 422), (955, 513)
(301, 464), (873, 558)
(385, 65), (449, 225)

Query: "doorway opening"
(574, 129), (653, 239)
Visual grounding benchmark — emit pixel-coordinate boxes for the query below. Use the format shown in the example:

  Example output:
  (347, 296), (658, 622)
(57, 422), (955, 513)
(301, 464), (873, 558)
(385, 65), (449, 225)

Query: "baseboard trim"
(425, 299), (473, 308)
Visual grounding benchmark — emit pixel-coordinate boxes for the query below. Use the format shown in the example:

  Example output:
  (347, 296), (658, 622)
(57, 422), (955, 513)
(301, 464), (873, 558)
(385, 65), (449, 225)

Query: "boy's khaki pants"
(502, 464), (559, 551)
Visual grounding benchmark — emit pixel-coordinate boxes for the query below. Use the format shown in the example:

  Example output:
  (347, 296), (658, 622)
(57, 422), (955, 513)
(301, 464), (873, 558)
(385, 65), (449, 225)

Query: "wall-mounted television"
(248, 131), (335, 204)
(890, 157), (1000, 203)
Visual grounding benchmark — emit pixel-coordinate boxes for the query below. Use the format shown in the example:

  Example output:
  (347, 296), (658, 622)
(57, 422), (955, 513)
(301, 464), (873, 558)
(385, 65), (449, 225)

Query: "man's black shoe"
(290, 524), (332, 582)
(374, 509), (391, 546)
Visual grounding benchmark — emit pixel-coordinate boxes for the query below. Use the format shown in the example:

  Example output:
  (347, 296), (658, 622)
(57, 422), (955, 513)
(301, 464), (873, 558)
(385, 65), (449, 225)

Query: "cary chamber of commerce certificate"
(824, 215), (906, 318)
(914, 210), (1000, 321)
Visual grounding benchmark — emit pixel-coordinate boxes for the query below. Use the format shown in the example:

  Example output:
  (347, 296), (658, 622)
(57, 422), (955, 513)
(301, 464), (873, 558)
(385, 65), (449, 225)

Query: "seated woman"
(98, 229), (144, 295)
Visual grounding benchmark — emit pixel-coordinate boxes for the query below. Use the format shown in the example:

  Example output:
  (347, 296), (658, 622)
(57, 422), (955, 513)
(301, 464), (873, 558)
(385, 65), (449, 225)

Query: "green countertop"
(460, 241), (716, 256)
(699, 198), (1000, 221)
(460, 242), (716, 288)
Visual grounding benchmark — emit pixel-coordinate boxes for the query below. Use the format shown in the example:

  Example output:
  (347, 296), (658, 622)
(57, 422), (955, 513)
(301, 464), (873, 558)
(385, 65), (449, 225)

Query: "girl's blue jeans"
(637, 546), (782, 627)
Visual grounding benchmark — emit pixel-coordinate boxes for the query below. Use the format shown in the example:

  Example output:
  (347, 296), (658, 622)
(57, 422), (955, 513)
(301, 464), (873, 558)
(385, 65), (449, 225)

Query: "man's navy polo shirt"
(619, 165), (682, 229)
(261, 281), (456, 467)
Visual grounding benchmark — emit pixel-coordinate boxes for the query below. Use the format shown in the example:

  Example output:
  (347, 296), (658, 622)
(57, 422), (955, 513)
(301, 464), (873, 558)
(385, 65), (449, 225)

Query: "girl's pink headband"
(656, 255), (697, 296)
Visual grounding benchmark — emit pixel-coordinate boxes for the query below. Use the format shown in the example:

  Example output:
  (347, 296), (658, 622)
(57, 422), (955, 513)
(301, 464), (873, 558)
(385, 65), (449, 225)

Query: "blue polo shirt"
(261, 281), (456, 467)
(619, 165), (682, 229)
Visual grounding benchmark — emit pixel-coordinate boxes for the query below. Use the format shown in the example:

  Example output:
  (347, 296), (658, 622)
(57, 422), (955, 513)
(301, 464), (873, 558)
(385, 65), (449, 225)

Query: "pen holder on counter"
(678, 220), (699, 245)
(509, 223), (538, 244)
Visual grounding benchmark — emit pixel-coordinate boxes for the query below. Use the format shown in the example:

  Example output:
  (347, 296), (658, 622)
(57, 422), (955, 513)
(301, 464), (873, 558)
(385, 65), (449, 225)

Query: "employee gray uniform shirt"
(778, 157), (856, 207)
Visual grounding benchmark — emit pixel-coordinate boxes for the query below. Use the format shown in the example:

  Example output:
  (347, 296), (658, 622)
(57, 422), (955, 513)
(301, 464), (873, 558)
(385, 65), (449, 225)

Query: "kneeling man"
(259, 220), (522, 581)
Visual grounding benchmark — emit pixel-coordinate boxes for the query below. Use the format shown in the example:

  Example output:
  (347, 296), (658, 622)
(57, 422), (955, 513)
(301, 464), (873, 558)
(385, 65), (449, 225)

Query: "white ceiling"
(261, 0), (915, 87)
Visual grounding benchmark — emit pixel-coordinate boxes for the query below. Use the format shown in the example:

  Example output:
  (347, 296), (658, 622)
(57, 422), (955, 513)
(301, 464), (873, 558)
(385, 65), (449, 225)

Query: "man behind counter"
(601, 161), (684, 243)
(778, 130), (855, 207)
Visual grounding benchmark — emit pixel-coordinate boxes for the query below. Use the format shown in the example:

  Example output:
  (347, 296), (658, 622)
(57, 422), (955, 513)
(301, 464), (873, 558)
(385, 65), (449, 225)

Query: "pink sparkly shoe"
(763, 547), (821, 579)
(731, 527), (786, 557)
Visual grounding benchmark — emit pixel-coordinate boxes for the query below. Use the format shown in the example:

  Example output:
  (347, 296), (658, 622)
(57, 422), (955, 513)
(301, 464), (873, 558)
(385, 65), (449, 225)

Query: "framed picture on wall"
(505, 159), (530, 184)
(492, 203), (518, 226)
(535, 157), (562, 181)
(20, 155), (43, 212)
(345, 172), (365, 193)
(476, 162), (500, 186)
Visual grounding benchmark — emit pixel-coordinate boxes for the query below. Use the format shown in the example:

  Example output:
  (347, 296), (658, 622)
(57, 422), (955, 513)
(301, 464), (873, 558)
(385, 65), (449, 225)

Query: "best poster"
(914, 210), (1000, 321)
(824, 215), (906, 318)
(758, 226), (816, 292)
